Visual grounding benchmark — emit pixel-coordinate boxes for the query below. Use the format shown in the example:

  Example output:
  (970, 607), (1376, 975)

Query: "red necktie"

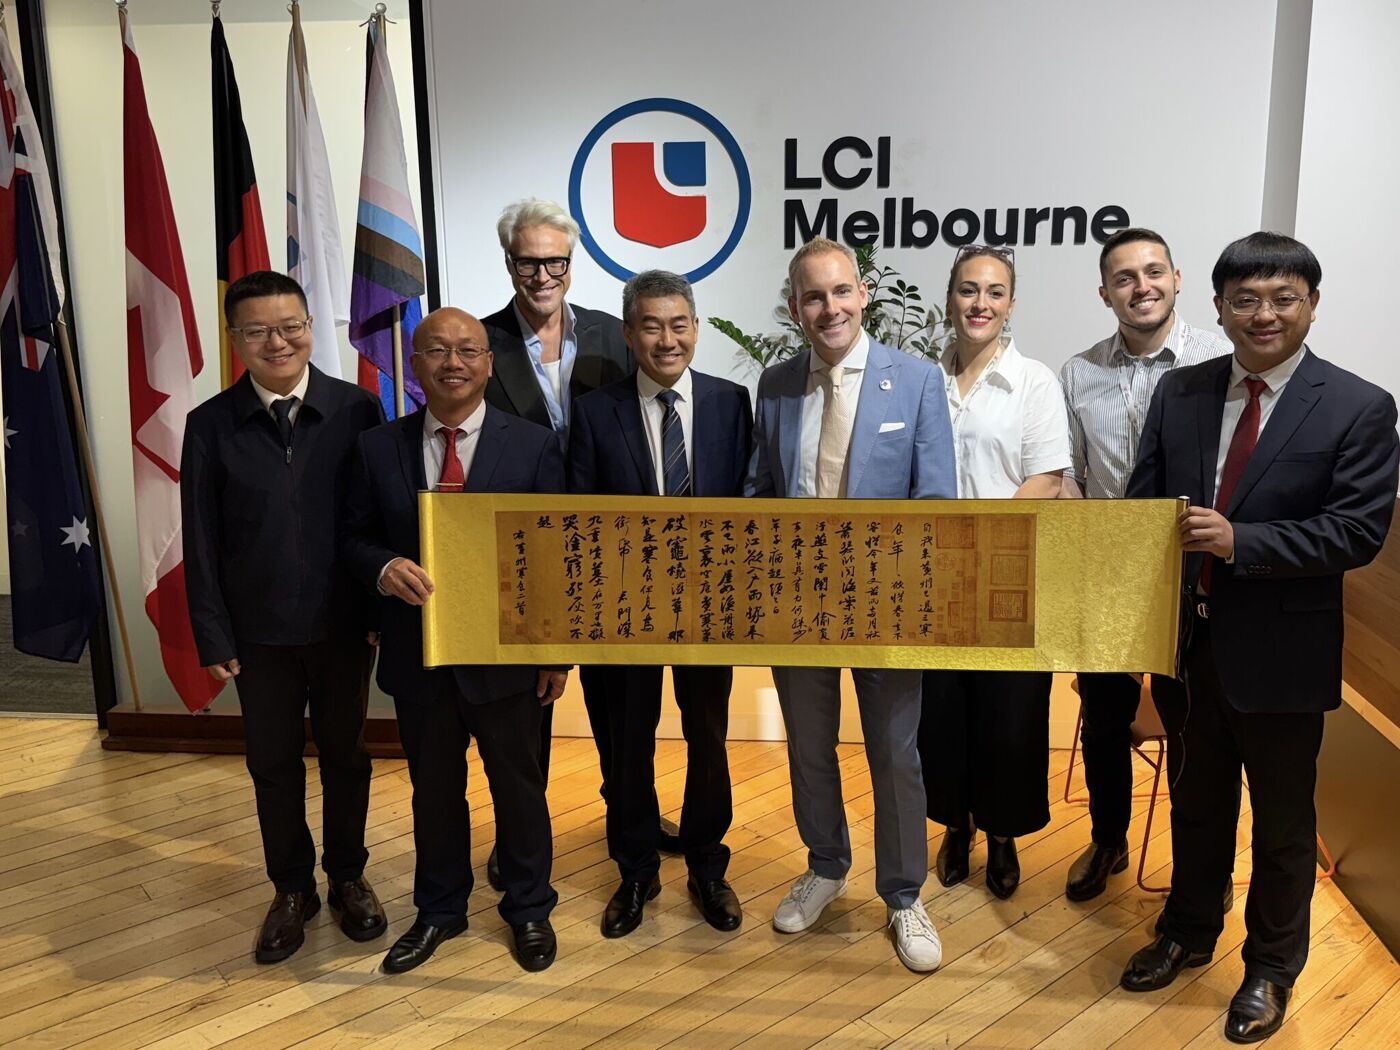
(437, 426), (464, 492)
(1202, 377), (1267, 594)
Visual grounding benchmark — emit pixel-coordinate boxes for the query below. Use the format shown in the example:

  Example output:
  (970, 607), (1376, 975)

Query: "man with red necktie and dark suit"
(343, 307), (568, 975)
(1121, 232), (1399, 1043)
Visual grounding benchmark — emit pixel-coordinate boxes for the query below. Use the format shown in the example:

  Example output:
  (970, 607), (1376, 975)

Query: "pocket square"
(878, 421), (906, 433)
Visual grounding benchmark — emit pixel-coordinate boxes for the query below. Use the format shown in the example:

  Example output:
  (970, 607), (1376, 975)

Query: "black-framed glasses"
(508, 254), (571, 278)
(1221, 293), (1308, 317)
(416, 346), (490, 364)
(228, 318), (311, 343)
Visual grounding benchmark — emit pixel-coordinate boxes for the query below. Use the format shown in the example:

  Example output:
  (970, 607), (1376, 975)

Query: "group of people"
(181, 196), (1398, 1045)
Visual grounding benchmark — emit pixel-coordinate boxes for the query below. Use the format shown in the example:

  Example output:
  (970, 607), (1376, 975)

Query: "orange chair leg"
(1063, 703), (1088, 804)
(1136, 740), (1171, 894)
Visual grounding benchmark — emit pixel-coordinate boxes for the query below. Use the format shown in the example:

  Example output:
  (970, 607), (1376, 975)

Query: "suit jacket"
(341, 405), (566, 704)
(568, 369), (753, 498)
(181, 365), (384, 665)
(1127, 348), (1399, 713)
(482, 301), (632, 434)
(744, 339), (957, 500)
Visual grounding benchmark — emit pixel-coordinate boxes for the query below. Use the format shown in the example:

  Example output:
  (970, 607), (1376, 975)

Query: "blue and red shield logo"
(569, 98), (750, 282)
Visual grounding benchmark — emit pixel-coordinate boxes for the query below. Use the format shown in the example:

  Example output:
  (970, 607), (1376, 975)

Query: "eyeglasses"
(954, 244), (1016, 265)
(416, 346), (490, 363)
(229, 319), (311, 343)
(508, 255), (571, 278)
(1221, 293), (1308, 317)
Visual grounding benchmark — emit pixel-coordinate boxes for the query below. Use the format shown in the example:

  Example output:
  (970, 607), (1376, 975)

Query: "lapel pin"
(880, 379), (892, 390)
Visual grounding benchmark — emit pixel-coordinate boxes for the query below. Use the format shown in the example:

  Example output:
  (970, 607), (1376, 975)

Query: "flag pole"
(55, 317), (145, 711)
(392, 302), (405, 418)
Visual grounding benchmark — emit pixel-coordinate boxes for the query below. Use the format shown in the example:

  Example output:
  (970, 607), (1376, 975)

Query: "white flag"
(286, 2), (346, 377)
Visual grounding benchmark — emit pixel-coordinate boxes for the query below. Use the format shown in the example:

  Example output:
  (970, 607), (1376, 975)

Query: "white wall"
(1295, 1), (1400, 401)
(45, 0), (421, 708)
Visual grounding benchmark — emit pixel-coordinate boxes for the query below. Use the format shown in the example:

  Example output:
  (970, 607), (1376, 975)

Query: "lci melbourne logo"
(569, 98), (751, 282)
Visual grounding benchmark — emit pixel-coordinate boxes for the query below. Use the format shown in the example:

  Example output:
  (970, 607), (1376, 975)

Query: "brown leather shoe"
(255, 889), (320, 963)
(329, 877), (388, 942)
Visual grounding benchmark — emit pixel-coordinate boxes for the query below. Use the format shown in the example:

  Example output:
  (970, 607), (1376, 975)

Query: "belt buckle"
(1195, 600), (1210, 620)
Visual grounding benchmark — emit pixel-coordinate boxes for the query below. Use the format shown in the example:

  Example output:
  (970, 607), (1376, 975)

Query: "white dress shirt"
(250, 366), (310, 425)
(797, 330), (870, 498)
(637, 366), (694, 494)
(1060, 315), (1232, 498)
(1212, 346), (1307, 503)
(940, 337), (1071, 498)
(422, 401), (487, 491)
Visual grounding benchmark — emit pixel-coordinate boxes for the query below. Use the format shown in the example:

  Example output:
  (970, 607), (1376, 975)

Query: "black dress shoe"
(381, 916), (468, 974)
(936, 827), (974, 887)
(688, 876), (742, 931)
(1225, 975), (1290, 1043)
(1065, 840), (1129, 902)
(1120, 934), (1212, 992)
(657, 816), (683, 854)
(603, 875), (662, 938)
(487, 847), (504, 892)
(511, 919), (557, 972)
(255, 889), (320, 963)
(328, 877), (388, 942)
(986, 836), (1020, 900)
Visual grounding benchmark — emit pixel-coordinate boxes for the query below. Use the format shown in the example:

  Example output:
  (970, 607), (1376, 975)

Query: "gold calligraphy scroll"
(420, 495), (1185, 674)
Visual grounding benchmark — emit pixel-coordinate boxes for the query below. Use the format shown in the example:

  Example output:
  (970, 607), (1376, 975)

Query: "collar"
(512, 299), (577, 349)
(1110, 312), (1182, 365)
(1229, 343), (1307, 393)
(250, 366), (310, 413)
(637, 366), (693, 404)
(942, 335), (1024, 390)
(423, 399), (487, 440)
(809, 329), (870, 375)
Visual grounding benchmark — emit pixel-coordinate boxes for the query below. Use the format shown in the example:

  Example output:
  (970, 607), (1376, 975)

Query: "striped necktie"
(657, 389), (691, 496)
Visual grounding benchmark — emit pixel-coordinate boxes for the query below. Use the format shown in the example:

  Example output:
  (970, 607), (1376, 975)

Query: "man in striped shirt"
(1059, 228), (1230, 901)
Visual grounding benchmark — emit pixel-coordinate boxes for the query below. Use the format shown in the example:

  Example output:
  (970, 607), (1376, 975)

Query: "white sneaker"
(772, 870), (847, 933)
(888, 900), (942, 972)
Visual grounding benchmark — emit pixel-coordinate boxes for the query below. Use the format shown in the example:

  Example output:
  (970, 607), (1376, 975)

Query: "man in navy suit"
(343, 307), (569, 975)
(182, 271), (387, 964)
(479, 199), (661, 887)
(745, 237), (958, 972)
(1122, 233), (1398, 1042)
(569, 270), (753, 938)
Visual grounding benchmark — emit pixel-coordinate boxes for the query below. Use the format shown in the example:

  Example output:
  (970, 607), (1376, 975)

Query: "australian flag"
(0, 96), (98, 661)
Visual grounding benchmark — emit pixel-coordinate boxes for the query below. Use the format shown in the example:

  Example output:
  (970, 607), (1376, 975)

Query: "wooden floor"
(0, 720), (1396, 1050)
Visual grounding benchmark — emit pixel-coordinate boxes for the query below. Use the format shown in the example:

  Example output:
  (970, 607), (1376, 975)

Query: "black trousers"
(1155, 621), (1324, 987)
(233, 636), (374, 893)
(1077, 672), (1161, 847)
(537, 664), (614, 791)
(395, 683), (558, 927)
(919, 670), (1052, 837)
(607, 666), (733, 883)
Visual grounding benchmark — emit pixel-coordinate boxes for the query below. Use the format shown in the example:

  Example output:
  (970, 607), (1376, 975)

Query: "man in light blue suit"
(745, 237), (957, 972)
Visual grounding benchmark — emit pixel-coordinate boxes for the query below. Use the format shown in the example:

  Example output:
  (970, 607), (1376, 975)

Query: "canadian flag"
(122, 10), (222, 712)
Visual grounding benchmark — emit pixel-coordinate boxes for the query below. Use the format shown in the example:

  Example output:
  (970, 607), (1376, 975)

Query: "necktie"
(437, 426), (465, 492)
(657, 389), (691, 496)
(1202, 376), (1267, 594)
(815, 364), (853, 498)
(271, 398), (296, 462)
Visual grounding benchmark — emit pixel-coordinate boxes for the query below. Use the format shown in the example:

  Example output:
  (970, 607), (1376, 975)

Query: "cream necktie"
(815, 364), (854, 498)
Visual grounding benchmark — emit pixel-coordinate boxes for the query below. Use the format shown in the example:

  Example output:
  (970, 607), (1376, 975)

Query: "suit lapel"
(395, 411), (427, 494)
(689, 371), (714, 496)
(846, 341), (895, 497)
(465, 408), (510, 492)
(776, 354), (806, 496)
(1197, 358), (1230, 505)
(489, 307), (552, 429)
(1226, 350), (1323, 516)
(612, 375), (657, 493)
(570, 310), (606, 398)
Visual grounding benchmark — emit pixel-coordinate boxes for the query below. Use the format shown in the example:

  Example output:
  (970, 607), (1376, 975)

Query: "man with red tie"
(1121, 233), (1398, 1042)
(343, 307), (568, 975)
